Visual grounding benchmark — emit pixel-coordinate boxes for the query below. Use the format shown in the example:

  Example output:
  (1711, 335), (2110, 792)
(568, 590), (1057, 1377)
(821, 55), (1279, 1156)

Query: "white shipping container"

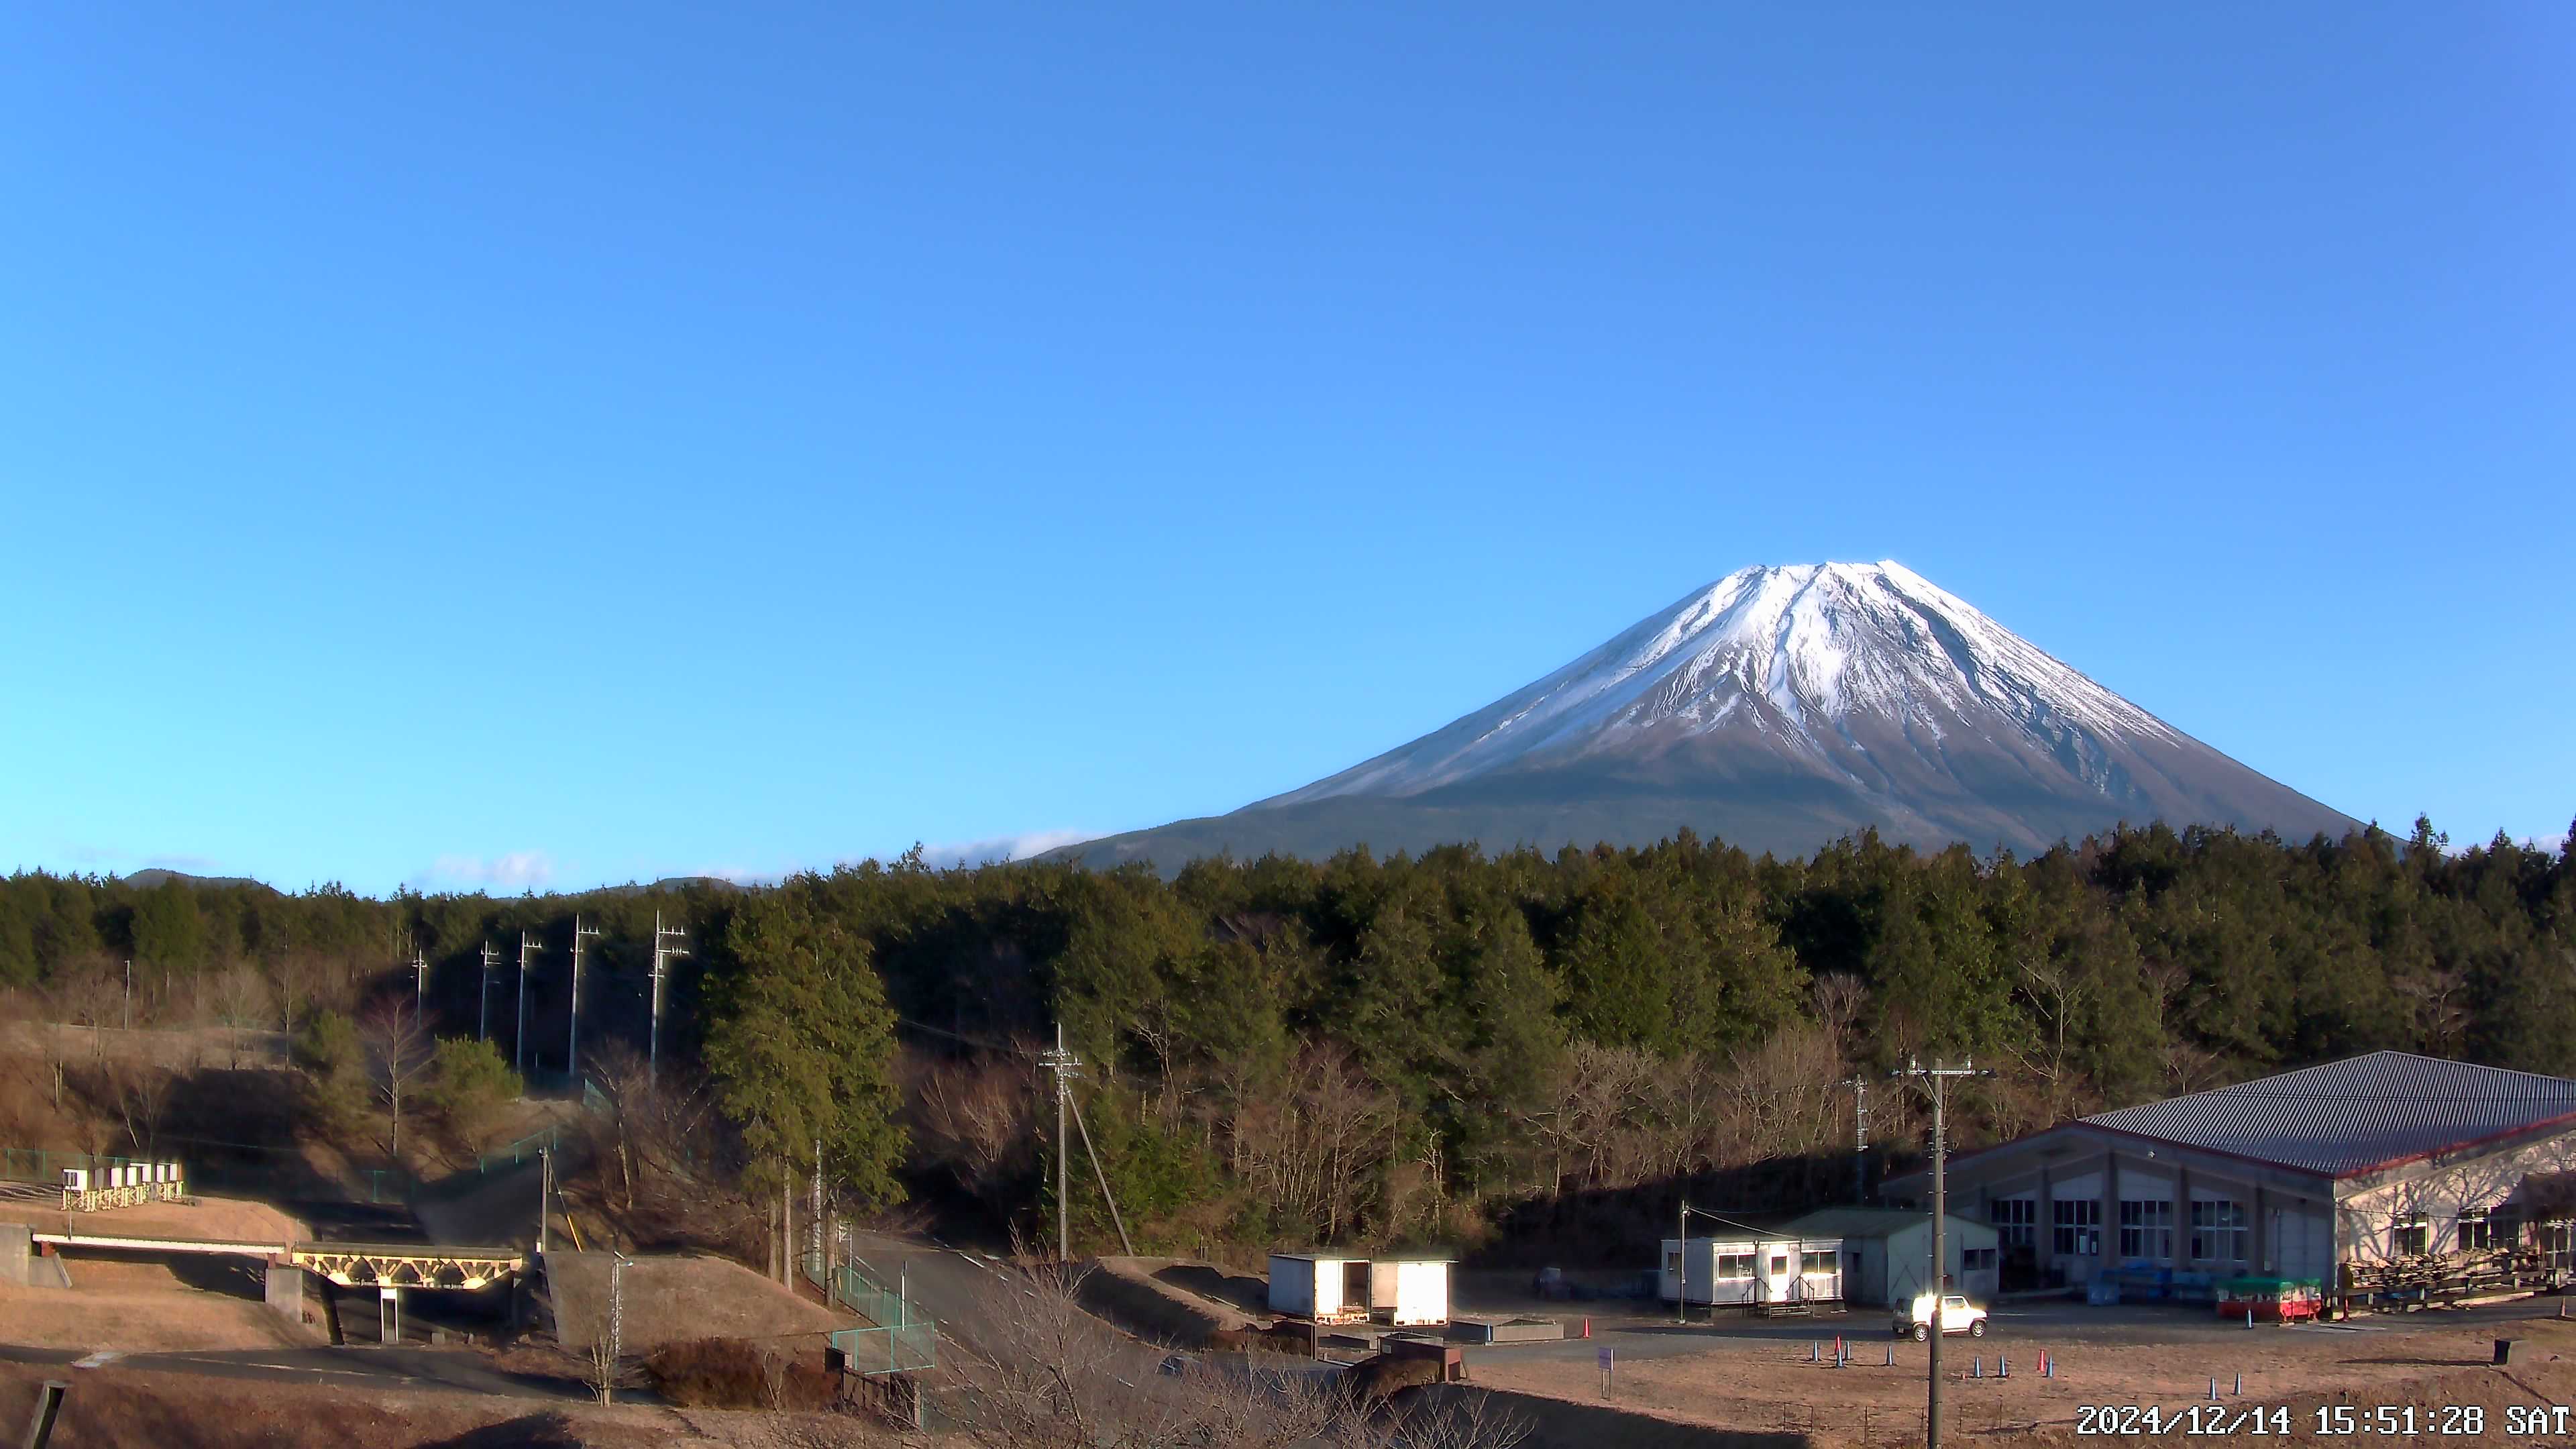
(1367, 1260), (1450, 1326)
(1268, 1254), (1368, 1320)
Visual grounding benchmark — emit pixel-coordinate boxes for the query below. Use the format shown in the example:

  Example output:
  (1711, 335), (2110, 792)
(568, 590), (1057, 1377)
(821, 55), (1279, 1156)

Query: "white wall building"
(1780, 1208), (1999, 1306)
(1658, 1233), (1843, 1308)
(1884, 1053), (2576, 1291)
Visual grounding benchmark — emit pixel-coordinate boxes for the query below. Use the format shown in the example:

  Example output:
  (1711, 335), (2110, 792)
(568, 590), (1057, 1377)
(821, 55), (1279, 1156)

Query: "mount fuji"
(1061, 562), (2357, 868)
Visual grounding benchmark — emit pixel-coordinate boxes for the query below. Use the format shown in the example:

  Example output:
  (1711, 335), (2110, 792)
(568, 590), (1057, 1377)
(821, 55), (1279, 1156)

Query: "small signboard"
(1597, 1346), (1613, 1398)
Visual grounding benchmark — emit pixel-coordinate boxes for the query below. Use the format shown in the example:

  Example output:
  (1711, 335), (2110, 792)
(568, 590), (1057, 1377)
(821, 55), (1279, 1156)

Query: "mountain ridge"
(1059, 561), (2357, 869)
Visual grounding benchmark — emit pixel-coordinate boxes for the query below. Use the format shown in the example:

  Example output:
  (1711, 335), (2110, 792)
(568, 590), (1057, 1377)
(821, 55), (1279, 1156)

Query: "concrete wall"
(264, 1263), (307, 1322)
(0, 1223), (28, 1287)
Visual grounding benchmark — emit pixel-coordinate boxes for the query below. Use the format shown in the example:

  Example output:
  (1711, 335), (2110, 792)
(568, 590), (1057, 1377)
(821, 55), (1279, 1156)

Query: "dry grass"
(1477, 1314), (2576, 1446)
(0, 1275), (313, 1352)
(0, 1191), (309, 1244)
(0, 1362), (912, 1449)
(549, 1251), (853, 1353)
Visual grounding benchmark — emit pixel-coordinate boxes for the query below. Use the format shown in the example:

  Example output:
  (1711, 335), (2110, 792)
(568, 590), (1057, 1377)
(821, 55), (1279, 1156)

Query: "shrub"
(643, 1336), (838, 1410)
(425, 1036), (523, 1145)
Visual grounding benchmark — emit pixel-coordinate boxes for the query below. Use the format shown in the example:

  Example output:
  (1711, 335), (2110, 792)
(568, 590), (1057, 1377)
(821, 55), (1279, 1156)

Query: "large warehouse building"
(1886, 1052), (2576, 1291)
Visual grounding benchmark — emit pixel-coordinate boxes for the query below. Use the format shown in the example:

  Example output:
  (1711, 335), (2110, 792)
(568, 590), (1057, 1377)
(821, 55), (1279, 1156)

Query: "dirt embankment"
(0, 1191), (309, 1244)
(1078, 1257), (1264, 1346)
(548, 1252), (854, 1352)
(0, 1363), (912, 1449)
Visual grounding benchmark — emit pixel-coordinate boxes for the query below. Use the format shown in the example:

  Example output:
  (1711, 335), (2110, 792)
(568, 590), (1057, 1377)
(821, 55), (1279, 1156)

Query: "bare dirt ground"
(549, 1252), (855, 1352)
(1081, 1257), (1261, 1344)
(0, 1362), (913, 1449)
(0, 1191), (309, 1243)
(0, 1272), (313, 1353)
(1476, 1313), (2576, 1446)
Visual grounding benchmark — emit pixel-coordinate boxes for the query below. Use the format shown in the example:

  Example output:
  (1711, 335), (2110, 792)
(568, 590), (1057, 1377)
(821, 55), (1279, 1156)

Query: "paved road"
(0, 1342), (588, 1399)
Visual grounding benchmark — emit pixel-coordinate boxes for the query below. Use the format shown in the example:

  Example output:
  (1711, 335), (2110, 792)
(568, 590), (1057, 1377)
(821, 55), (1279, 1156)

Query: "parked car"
(1894, 1292), (1988, 1340)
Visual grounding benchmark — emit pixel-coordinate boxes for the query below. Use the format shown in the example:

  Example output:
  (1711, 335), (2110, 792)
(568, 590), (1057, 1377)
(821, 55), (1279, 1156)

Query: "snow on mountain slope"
(1062, 562), (2357, 869)
(1262, 562), (2178, 806)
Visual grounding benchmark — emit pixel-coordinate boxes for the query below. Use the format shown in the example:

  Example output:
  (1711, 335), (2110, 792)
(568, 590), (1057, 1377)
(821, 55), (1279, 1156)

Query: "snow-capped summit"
(1265, 561), (2176, 806)
(1063, 563), (2357, 868)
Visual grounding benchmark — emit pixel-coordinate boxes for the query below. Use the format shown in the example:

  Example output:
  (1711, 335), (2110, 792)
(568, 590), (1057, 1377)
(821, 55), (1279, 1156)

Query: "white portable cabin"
(1658, 1235), (1845, 1309)
(1367, 1258), (1452, 1327)
(1268, 1253), (1371, 1323)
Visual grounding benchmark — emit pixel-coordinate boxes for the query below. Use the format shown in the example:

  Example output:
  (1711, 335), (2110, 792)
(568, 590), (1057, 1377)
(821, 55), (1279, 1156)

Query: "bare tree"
(104, 1058), (177, 1162)
(359, 998), (433, 1163)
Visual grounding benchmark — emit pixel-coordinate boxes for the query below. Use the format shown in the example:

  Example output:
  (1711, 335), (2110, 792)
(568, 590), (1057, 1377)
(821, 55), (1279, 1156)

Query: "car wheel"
(1912, 1324), (1929, 1342)
(1968, 1320), (1986, 1338)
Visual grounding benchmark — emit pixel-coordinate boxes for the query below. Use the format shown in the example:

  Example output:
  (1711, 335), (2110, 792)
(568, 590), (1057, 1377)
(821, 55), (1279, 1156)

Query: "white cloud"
(2519, 833), (2569, 856)
(908, 829), (1098, 870)
(419, 851), (556, 892)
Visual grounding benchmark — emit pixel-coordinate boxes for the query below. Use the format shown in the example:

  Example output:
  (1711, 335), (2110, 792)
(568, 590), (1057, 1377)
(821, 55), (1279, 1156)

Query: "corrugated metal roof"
(1782, 1208), (1989, 1240)
(2081, 1051), (2576, 1177)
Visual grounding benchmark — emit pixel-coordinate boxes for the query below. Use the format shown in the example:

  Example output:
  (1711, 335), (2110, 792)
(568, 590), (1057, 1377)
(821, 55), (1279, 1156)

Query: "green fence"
(0, 1148), (146, 1186)
(811, 1250), (937, 1376)
(472, 1124), (565, 1176)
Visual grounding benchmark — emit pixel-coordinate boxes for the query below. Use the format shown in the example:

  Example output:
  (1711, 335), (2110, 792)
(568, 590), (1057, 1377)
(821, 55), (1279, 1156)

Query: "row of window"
(2390, 1211), (2512, 1256)
(1665, 1250), (1844, 1279)
(1988, 1196), (2251, 1263)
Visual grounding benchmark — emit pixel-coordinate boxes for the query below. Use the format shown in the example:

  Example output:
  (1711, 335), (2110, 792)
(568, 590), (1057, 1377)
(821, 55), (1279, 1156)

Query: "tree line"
(4, 816), (2570, 1260)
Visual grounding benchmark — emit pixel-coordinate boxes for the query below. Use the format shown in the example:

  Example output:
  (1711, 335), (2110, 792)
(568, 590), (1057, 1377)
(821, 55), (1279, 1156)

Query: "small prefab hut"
(1268, 1253), (1371, 1323)
(1658, 1234), (1844, 1310)
(1366, 1257), (1451, 1327)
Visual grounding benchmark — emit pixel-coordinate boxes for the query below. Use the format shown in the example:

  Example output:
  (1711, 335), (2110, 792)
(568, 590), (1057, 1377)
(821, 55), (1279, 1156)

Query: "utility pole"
(1892, 1057), (1993, 1449)
(606, 1253), (627, 1405)
(648, 912), (688, 1087)
(568, 916), (600, 1087)
(479, 941), (499, 1042)
(517, 932), (541, 1077)
(1039, 1024), (1082, 1263)
(413, 950), (429, 1018)
(1843, 1075), (1870, 1204)
(538, 1146), (551, 1256)
(123, 959), (132, 1031)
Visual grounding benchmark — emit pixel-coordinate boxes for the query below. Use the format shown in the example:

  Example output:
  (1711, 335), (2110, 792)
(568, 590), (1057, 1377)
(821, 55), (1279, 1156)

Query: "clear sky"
(3, 3), (2569, 894)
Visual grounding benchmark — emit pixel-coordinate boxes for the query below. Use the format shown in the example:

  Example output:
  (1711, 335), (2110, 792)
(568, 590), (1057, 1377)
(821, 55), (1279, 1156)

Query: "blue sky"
(3, 3), (2569, 893)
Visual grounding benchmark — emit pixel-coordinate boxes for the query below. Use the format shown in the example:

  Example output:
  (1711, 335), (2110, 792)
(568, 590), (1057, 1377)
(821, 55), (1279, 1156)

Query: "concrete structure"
(1781, 1208), (1998, 1305)
(1886, 1052), (2576, 1291)
(1366, 1258), (1451, 1327)
(264, 1263), (307, 1322)
(1658, 1233), (1843, 1308)
(1267, 1253), (1368, 1322)
(0, 1223), (28, 1287)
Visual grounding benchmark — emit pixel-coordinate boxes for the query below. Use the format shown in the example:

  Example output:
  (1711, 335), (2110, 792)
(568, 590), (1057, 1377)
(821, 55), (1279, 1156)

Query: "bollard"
(2235, 1373), (2244, 1397)
(1999, 1354), (2008, 1379)
(1809, 1340), (1818, 1362)
(2209, 1378), (2220, 1402)
(1971, 1356), (1982, 1379)
(1886, 1342), (1895, 1367)
(2245, 1309), (2255, 1329)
